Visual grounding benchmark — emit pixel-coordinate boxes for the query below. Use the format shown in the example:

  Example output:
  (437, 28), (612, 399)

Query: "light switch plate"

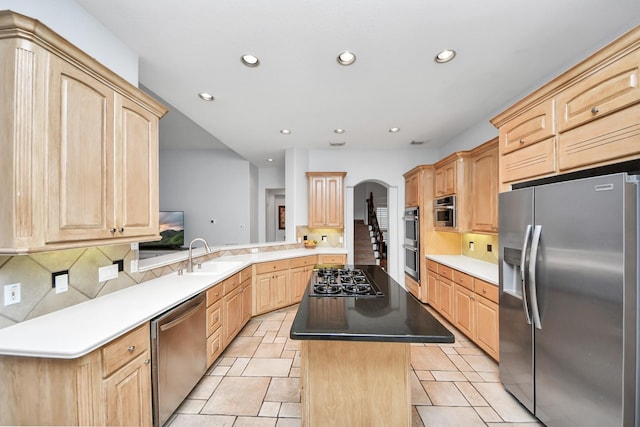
(131, 242), (139, 251)
(98, 264), (119, 282)
(130, 260), (138, 273)
(4, 283), (21, 306)
(55, 274), (69, 294)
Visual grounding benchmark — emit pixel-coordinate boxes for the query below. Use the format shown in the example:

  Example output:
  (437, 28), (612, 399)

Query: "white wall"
(354, 181), (387, 221)
(249, 164), (259, 243)
(0, 0), (139, 86)
(159, 149), (251, 246)
(307, 148), (440, 283)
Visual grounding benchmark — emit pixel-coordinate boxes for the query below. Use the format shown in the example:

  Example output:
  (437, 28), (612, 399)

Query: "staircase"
(353, 220), (377, 265)
(353, 192), (388, 269)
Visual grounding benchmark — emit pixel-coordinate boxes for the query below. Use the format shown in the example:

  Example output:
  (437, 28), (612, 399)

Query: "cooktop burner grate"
(310, 266), (383, 298)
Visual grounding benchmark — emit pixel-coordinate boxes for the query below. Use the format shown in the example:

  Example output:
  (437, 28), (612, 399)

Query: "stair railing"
(366, 193), (386, 262)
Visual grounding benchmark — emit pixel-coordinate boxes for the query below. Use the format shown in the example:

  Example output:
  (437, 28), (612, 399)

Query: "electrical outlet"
(322, 235), (327, 242)
(487, 244), (493, 252)
(469, 241), (475, 251)
(251, 248), (258, 253)
(113, 259), (124, 272)
(130, 259), (138, 273)
(52, 271), (69, 294)
(339, 236), (344, 244)
(4, 283), (21, 306)
(131, 242), (139, 251)
(99, 264), (119, 282)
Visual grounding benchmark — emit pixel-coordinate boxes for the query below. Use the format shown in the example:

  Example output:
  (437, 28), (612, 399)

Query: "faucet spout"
(187, 238), (211, 272)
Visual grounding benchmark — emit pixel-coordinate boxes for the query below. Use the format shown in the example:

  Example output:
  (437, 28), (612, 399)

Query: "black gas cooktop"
(309, 265), (384, 298)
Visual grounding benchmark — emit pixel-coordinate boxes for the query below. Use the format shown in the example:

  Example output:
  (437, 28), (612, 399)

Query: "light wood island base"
(300, 340), (411, 427)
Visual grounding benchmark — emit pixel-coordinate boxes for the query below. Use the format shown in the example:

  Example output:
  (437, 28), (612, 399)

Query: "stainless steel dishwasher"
(151, 292), (206, 427)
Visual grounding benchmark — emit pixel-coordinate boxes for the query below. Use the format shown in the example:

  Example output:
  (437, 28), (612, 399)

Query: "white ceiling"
(74, 0), (640, 168)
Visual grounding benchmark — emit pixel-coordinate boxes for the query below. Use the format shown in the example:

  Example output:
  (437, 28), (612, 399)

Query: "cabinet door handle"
(109, 228), (117, 233)
(591, 106), (599, 114)
(127, 345), (135, 352)
(118, 227), (124, 233)
(143, 359), (150, 364)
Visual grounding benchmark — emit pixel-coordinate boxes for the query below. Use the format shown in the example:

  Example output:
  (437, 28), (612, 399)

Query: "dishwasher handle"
(158, 294), (205, 332)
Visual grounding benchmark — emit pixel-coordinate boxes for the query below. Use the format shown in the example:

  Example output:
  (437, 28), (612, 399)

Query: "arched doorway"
(352, 181), (389, 269)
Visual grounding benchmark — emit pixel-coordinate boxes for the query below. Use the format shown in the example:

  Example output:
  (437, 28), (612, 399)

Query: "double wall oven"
(403, 206), (420, 281)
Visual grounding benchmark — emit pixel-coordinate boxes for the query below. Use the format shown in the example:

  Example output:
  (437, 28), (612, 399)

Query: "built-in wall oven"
(403, 207), (420, 281)
(434, 195), (456, 228)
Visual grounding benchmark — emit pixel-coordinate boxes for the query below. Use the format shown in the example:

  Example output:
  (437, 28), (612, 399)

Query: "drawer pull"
(482, 288), (487, 294)
(591, 106), (599, 114)
(127, 345), (135, 352)
(212, 316), (219, 322)
(143, 359), (150, 364)
(519, 139), (525, 144)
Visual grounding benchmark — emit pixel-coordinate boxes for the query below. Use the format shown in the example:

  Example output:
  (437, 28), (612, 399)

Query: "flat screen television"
(140, 211), (185, 249)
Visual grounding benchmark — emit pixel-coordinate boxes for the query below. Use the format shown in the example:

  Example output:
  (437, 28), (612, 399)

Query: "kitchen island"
(290, 265), (454, 427)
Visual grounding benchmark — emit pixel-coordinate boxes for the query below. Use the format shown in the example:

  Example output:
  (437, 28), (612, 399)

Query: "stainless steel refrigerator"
(499, 171), (638, 427)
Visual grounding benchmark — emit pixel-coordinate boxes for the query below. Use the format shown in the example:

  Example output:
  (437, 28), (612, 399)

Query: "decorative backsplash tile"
(0, 241), (305, 329)
(296, 227), (344, 248)
(461, 233), (499, 264)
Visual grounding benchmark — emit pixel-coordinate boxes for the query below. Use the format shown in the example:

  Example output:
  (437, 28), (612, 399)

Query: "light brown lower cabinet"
(426, 259), (499, 361)
(404, 274), (420, 300)
(301, 340), (411, 426)
(0, 323), (152, 426)
(317, 254), (346, 265)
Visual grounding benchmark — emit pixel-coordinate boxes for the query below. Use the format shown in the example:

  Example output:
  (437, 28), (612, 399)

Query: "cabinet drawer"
(500, 99), (555, 155)
(239, 266), (252, 283)
(437, 264), (454, 280)
(404, 274), (420, 299)
(206, 300), (222, 336)
(558, 103), (640, 171)
(500, 136), (556, 184)
(222, 273), (241, 295)
(102, 323), (149, 377)
(557, 49), (640, 133)
(453, 270), (474, 291)
(255, 259), (290, 275)
(290, 255), (317, 269)
(426, 259), (439, 273)
(475, 279), (498, 304)
(318, 254), (346, 265)
(206, 283), (223, 306)
(206, 327), (223, 368)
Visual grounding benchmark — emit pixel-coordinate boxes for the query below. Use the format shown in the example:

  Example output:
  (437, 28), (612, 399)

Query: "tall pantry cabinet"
(0, 11), (167, 254)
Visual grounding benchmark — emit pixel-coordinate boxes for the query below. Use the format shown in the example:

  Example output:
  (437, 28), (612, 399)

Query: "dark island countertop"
(290, 265), (454, 343)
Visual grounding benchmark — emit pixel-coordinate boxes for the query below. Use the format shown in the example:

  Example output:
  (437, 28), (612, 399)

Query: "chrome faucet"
(187, 237), (211, 272)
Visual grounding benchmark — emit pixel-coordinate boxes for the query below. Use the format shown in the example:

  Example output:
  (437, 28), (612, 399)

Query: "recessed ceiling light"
(334, 128), (345, 134)
(267, 158), (274, 162)
(337, 51), (356, 66)
(434, 49), (456, 63)
(389, 127), (400, 133)
(198, 92), (214, 101)
(241, 54), (260, 67)
(280, 129), (291, 135)
(329, 141), (346, 147)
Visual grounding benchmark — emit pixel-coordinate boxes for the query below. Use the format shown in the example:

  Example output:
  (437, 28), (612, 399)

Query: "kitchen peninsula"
(290, 265), (454, 427)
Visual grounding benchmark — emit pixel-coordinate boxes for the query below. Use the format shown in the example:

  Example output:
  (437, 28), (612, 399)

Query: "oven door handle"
(403, 244), (418, 251)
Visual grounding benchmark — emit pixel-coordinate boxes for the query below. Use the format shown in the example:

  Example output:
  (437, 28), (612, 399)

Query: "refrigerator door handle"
(529, 225), (543, 329)
(520, 224), (532, 325)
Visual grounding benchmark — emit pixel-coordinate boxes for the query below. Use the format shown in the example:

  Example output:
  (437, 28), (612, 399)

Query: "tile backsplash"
(296, 227), (344, 248)
(0, 242), (302, 329)
(461, 233), (499, 264)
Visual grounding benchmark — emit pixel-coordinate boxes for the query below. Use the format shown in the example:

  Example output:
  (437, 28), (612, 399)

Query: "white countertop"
(0, 247), (346, 359)
(425, 255), (498, 285)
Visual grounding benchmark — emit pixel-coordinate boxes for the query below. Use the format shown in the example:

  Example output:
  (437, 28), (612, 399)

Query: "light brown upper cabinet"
(306, 172), (347, 228)
(470, 139), (499, 233)
(492, 26), (640, 191)
(434, 160), (456, 197)
(0, 11), (167, 254)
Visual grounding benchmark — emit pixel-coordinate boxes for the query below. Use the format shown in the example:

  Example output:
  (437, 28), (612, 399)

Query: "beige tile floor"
(167, 304), (542, 427)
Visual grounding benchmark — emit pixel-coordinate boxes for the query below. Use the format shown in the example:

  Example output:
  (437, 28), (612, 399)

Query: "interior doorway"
(353, 181), (389, 269)
(265, 189), (285, 242)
